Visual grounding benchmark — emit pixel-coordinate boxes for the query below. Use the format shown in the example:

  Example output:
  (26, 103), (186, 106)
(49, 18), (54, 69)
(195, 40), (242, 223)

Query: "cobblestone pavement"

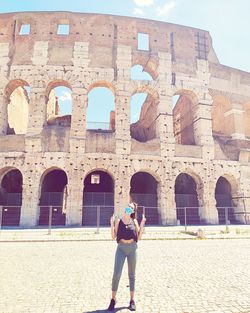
(0, 239), (250, 313)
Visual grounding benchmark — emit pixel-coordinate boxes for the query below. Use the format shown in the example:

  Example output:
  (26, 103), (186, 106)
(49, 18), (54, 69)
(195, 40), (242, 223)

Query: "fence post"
(225, 207), (229, 232)
(0, 206), (2, 234)
(184, 207), (187, 233)
(48, 206), (53, 235)
(95, 205), (100, 234)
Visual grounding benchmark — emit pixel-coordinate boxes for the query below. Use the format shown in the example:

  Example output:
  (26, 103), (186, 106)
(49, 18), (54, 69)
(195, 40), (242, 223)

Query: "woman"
(108, 202), (146, 311)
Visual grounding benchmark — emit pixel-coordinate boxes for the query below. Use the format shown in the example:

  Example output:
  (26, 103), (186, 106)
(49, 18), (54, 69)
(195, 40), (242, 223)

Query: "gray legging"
(111, 242), (138, 292)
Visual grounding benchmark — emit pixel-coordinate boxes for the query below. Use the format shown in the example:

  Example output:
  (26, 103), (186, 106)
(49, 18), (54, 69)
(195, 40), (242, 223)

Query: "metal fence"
(86, 122), (113, 131)
(0, 205), (249, 235)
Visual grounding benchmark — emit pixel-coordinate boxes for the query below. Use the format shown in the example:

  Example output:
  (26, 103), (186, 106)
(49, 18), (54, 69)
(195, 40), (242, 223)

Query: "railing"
(0, 205), (249, 235)
(86, 122), (113, 131)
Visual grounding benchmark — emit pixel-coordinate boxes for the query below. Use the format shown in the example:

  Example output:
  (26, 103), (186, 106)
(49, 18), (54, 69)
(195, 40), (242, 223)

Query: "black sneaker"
(128, 300), (136, 311)
(107, 298), (116, 311)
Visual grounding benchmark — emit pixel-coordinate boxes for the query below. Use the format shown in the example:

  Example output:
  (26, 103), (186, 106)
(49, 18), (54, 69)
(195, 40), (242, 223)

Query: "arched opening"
(0, 168), (22, 226)
(211, 95), (231, 137)
(39, 169), (68, 225)
(131, 65), (153, 80)
(86, 87), (115, 131)
(5, 80), (30, 135)
(130, 92), (157, 142)
(172, 91), (197, 145)
(46, 81), (72, 127)
(82, 170), (114, 226)
(215, 176), (236, 224)
(175, 173), (200, 225)
(130, 172), (159, 225)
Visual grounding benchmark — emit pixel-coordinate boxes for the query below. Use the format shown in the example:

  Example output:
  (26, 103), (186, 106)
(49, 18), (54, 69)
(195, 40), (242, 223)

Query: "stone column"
(193, 93), (215, 159)
(158, 181), (177, 225)
(114, 160), (131, 217)
(65, 173), (83, 226)
(20, 170), (41, 227)
(115, 91), (131, 155)
(0, 91), (8, 135)
(156, 95), (175, 157)
(157, 52), (175, 157)
(224, 106), (245, 140)
(115, 45), (132, 155)
(25, 88), (47, 152)
(197, 180), (218, 224)
(69, 90), (87, 154)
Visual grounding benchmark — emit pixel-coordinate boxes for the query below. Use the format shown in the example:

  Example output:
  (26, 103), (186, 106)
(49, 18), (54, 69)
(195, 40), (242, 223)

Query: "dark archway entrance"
(130, 172), (159, 225)
(175, 173), (200, 225)
(215, 177), (235, 224)
(0, 169), (22, 226)
(82, 171), (114, 226)
(39, 169), (67, 225)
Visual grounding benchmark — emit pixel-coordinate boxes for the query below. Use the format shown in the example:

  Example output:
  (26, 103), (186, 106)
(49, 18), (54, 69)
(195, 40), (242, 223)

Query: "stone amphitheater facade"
(0, 11), (250, 227)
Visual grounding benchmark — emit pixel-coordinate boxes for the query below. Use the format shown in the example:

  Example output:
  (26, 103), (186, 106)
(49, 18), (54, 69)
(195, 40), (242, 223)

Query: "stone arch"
(172, 89), (199, 145)
(4, 79), (30, 135)
(130, 171), (159, 225)
(0, 167), (23, 226)
(211, 95), (232, 136)
(38, 167), (68, 226)
(174, 171), (203, 225)
(87, 81), (116, 95)
(82, 169), (114, 226)
(130, 87), (159, 142)
(46, 80), (72, 126)
(243, 101), (250, 139)
(215, 174), (239, 224)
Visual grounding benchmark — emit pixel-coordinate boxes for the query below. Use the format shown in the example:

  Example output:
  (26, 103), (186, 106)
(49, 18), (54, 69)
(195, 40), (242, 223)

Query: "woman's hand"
(110, 214), (115, 226)
(141, 214), (146, 226)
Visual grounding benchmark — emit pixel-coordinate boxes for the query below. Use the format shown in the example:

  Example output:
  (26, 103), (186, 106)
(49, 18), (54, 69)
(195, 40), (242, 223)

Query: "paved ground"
(1, 225), (250, 242)
(0, 239), (250, 313)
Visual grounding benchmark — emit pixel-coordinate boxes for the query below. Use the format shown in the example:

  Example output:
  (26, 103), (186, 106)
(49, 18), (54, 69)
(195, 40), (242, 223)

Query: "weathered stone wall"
(0, 12), (250, 226)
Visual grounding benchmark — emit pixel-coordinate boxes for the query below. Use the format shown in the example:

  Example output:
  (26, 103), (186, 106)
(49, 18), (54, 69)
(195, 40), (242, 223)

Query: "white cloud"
(59, 91), (72, 102)
(156, 1), (176, 16)
(133, 7), (145, 15)
(134, 0), (154, 7)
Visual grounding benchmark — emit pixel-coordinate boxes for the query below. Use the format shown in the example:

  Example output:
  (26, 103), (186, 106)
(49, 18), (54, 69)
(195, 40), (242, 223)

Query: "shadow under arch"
(130, 171), (159, 225)
(38, 167), (68, 226)
(0, 166), (23, 226)
(174, 172), (202, 225)
(82, 170), (114, 226)
(215, 174), (239, 224)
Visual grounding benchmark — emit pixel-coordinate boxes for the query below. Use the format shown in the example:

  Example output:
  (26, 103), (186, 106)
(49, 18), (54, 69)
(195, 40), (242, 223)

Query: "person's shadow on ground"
(84, 306), (129, 313)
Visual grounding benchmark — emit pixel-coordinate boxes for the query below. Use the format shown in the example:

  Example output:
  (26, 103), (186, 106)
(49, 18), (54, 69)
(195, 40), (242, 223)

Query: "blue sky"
(1, 0), (250, 124)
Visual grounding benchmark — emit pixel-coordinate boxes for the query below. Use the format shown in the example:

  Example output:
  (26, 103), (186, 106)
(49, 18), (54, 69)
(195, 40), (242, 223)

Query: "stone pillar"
(193, 93), (215, 159)
(197, 180), (218, 224)
(114, 160), (131, 217)
(65, 174), (83, 226)
(156, 95), (175, 157)
(115, 45), (132, 155)
(0, 91), (8, 135)
(224, 106), (245, 140)
(25, 88), (47, 152)
(115, 91), (131, 155)
(20, 170), (41, 227)
(157, 52), (175, 157)
(158, 181), (177, 225)
(69, 90), (87, 154)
